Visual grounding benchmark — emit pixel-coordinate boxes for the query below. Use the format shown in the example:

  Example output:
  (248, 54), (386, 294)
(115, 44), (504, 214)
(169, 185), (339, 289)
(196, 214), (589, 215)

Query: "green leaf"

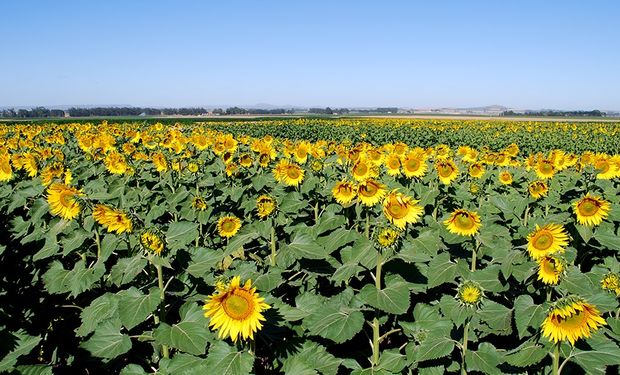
(427, 252), (457, 288)
(153, 321), (209, 356)
(120, 364), (148, 375)
(166, 221), (199, 251)
(186, 248), (224, 278)
(378, 349), (407, 373)
(465, 342), (500, 374)
(117, 287), (160, 330)
(594, 224), (620, 249)
(399, 229), (442, 263)
(513, 295), (545, 339)
(204, 341), (254, 375)
(304, 303), (364, 344)
(504, 340), (547, 367)
(284, 232), (327, 260)
(572, 339), (620, 374)
(0, 332), (42, 372)
(77, 293), (119, 337)
(478, 300), (512, 336)
(416, 337), (455, 362)
(282, 341), (342, 375)
(160, 353), (209, 375)
(110, 255), (148, 286)
(358, 275), (411, 314)
(14, 365), (54, 375)
(80, 322), (132, 360)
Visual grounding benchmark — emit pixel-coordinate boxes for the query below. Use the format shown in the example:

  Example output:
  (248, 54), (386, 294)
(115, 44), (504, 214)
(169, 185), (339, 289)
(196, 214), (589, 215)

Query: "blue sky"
(1, 1), (619, 109)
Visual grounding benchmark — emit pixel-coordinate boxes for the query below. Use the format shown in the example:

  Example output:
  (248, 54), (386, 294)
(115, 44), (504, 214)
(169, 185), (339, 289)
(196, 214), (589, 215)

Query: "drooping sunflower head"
(468, 163), (485, 179)
(528, 180), (548, 199)
(526, 224), (569, 260)
(498, 171), (513, 185)
(382, 191), (424, 230)
(93, 204), (133, 234)
(218, 216), (242, 238)
(256, 195), (277, 219)
(192, 196), (208, 211)
(374, 227), (401, 249)
(573, 194), (610, 227)
(457, 281), (483, 307)
(601, 273), (620, 296)
(541, 296), (606, 345)
(332, 180), (357, 206)
(357, 179), (387, 207)
(140, 230), (165, 256)
(444, 209), (481, 236)
(435, 159), (459, 185)
(537, 255), (565, 285)
(203, 276), (270, 342)
(46, 183), (84, 221)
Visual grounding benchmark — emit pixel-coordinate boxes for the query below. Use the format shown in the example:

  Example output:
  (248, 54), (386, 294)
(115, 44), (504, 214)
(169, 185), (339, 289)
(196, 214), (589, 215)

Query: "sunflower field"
(0, 119), (619, 375)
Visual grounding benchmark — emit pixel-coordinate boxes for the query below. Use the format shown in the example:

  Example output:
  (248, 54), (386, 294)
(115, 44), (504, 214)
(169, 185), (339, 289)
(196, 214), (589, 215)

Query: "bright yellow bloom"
(528, 180), (548, 199)
(468, 163), (485, 179)
(601, 273), (620, 296)
(384, 153), (401, 176)
(535, 159), (555, 179)
(218, 216), (241, 238)
(573, 194), (610, 226)
(357, 179), (387, 207)
(92, 204), (133, 234)
(256, 195), (276, 219)
(46, 183), (84, 220)
(192, 196), (208, 211)
(537, 255), (564, 285)
(382, 191), (424, 230)
(402, 152), (427, 178)
(351, 157), (377, 181)
(140, 230), (164, 255)
(0, 154), (12, 181)
(151, 152), (168, 172)
(435, 159), (459, 185)
(541, 297), (606, 345)
(498, 171), (513, 185)
(375, 227), (400, 248)
(526, 224), (569, 260)
(203, 276), (270, 342)
(332, 181), (357, 205)
(457, 281), (483, 306)
(444, 209), (481, 236)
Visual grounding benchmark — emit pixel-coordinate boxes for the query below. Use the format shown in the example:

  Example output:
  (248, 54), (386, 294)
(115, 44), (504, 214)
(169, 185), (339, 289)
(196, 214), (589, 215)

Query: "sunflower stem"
(155, 264), (169, 359)
(553, 342), (560, 375)
(270, 224), (277, 266)
(314, 201), (319, 224)
(196, 222), (201, 247)
(461, 320), (470, 375)
(523, 204), (530, 226)
(365, 209), (371, 239)
(94, 229), (101, 260)
(371, 250), (383, 367)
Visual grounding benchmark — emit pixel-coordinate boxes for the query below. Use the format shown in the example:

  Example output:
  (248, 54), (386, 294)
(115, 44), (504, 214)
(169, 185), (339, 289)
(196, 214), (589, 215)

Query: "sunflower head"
(357, 179), (387, 207)
(382, 191), (424, 230)
(140, 230), (165, 256)
(218, 216), (242, 238)
(526, 223), (569, 260)
(444, 209), (481, 236)
(499, 171), (513, 185)
(93, 204), (133, 234)
(457, 281), (483, 307)
(332, 180), (357, 206)
(535, 160), (555, 179)
(468, 163), (485, 179)
(46, 183), (84, 221)
(374, 227), (401, 249)
(192, 196), (208, 211)
(528, 180), (548, 199)
(541, 296), (606, 345)
(537, 255), (565, 285)
(256, 195), (277, 219)
(203, 276), (270, 342)
(573, 194), (610, 227)
(601, 273), (620, 296)
(402, 153), (428, 178)
(436, 159), (459, 185)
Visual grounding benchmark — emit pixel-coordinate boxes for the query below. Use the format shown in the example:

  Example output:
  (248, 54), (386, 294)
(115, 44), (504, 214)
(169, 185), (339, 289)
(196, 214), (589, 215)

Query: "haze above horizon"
(1, 1), (619, 110)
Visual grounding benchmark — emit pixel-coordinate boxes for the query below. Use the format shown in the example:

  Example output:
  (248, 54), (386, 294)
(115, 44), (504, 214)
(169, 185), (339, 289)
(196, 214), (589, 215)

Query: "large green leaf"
(166, 221), (199, 251)
(117, 287), (160, 330)
(0, 332), (42, 372)
(358, 275), (411, 314)
(427, 252), (457, 288)
(513, 295), (545, 339)
(204, 341), (254, 375)
(77, 293), (119, 337)
(153, 321), (209, 356)
(416, 337), (455, 363)
(304, 303), (364, 344)
(80, 322), (132, 360)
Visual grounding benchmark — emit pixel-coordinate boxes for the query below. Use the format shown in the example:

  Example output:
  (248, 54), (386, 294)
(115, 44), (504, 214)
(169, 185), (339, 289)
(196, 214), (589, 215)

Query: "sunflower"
(573, 194), (610, 226)
(374, 227), (401, 249)
(47, 183), (84, 220)
(384, 153), (401, 176)
(357, 179), (387, 207)
(600, 273), (620, 296)
(382, 191), (424, 230)
(332, 180), (357, 205)
(256, 195), (277, 219)
(203, 276), (270, 342)
(402, 153), (427, 178)
(0, 154), (12, 181)
(351, 158), (377, 181)
(528, 180), (548, 199)
(187, 162), (199, 173)
(192, 196), (208, 211)
(435, 159), (459, 185)
(151, 152), (168, 172)
(498, 171), (513, 185)
(218, 216), (242, 238)
(535, 159), (555, 179)
(239, 154), (253, 168)
(468, 163), (485, 179)
(526, 224), (569, 260)
(541, 296), (606, 345)
(536, 255), (564, 285)
(282, 163), (304, 186)
(594, 155), (619, 179)
(444, 209), (481, 236)
(140, 230), (165, 255)
(457, 281), (483, 306)
(92, 204), (133, 234)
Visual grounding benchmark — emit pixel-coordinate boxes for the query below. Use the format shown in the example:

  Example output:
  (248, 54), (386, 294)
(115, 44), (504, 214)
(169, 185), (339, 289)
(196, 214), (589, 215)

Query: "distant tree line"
(308, 107), (351, 115)
(0, 107), (65, 118)
(356, 107), (399, 114)
(502, 110), (605, 117)
(0, 106), (295, 118)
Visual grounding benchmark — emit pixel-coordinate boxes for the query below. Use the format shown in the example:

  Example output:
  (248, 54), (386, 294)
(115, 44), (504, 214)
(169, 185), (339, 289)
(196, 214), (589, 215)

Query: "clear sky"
(1, 0), (619, 110)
